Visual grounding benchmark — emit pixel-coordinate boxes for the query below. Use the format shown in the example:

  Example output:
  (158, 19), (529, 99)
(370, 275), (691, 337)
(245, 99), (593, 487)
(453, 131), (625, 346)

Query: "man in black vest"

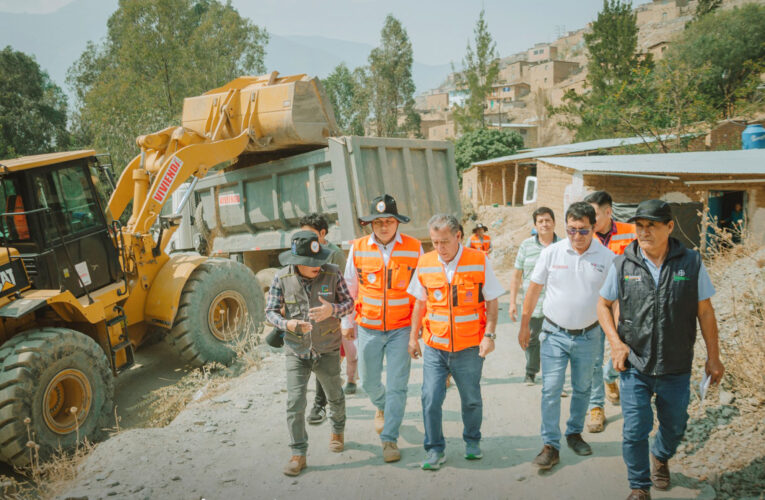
(597, 200), (724, 500)
(265, 231), (355, 476)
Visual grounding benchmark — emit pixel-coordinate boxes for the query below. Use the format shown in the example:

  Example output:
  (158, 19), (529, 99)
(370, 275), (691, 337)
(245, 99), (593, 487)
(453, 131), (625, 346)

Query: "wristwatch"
(484, 332), (497, 340)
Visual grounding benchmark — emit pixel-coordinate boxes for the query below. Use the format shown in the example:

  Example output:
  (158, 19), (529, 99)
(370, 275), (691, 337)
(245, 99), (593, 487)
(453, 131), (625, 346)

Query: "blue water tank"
(742, 124), (765, 149)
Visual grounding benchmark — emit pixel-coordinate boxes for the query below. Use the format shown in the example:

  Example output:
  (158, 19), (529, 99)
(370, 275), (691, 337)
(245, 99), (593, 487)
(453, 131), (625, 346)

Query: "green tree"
(454, 128), (523, 178)
(670, 4), (765, 118)
(453, 9), (500, 132)
(694, 0), (722, 20)
(0, 46), (69, 158)
(584, 0), (642, 95)
(367, 15), (420, 137)
(322, 63), (369, 135)
(67, 0), (268, 170)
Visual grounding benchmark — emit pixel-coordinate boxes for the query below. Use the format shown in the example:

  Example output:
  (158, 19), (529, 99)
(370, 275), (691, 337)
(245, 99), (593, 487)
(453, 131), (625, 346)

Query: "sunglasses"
(566, 227), (592, 236)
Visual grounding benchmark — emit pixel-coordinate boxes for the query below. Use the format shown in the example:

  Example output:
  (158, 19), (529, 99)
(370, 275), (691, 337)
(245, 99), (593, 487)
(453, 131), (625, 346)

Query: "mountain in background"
(0, 0), (451, 101)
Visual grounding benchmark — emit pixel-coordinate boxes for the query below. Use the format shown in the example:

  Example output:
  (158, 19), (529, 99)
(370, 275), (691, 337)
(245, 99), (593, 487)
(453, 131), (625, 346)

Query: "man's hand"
(610, 339), (630, 372)
(308, 297), (333, 323)
(408, 339), (422, 359)
(509, 303), (518, 322)
(706, 356), (725, 385)
(518, 324), (530, 350)
(341, 327), (356, 340)
(478, 337), (495, 358)
(287, 319), (312, 334)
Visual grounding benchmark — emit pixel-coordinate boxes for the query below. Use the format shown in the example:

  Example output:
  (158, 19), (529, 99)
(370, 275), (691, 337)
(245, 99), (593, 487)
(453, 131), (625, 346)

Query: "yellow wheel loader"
(0, 72), (339, 466)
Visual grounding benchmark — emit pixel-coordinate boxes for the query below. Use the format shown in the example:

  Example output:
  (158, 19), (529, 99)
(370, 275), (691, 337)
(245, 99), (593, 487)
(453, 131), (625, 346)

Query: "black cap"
(628, 199), (673, 223)
(278, 230), (332, 267)
(358, 194), (410, 225)
(472, 223), (488, 233)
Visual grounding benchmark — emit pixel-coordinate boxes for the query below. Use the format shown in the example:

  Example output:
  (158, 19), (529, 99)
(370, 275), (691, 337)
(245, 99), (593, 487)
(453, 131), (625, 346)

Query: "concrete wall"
(528, 61), (580, 92)
(425, 92), (449, 111)
(499, 61), (530, 84)
(528, 44), (558, 63)
(428, 123), (457, 141)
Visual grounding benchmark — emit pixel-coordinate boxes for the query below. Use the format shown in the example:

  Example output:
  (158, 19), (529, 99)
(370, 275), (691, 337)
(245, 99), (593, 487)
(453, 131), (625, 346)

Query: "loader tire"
(168, 258), (265, 367)
(0, 328), (113, 467)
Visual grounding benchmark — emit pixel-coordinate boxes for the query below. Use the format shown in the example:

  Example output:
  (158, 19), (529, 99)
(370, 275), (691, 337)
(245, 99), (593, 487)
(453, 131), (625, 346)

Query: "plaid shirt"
(265, 267), (355, 333)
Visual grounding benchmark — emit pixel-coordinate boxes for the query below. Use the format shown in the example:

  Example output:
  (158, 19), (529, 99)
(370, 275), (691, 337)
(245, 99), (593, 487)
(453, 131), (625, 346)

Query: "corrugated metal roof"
(471, 135), (666, 167)
(538, 149), (765, 174)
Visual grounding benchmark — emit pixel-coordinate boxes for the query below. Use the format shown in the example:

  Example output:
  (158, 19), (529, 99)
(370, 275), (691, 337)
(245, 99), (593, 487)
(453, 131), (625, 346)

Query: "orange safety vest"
(603, 221), (637, 255)
(7, 195), (29, 240)
(468, 233), (491, 253)
(353, 234), (421, 331)
(417, 248), (487, 352)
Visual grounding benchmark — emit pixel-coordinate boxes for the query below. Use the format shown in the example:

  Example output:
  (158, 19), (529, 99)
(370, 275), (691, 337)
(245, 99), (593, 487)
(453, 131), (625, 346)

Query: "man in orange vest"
(408, 213), (504, 470)
(467, 223), (491, 254)
(584, 191), (637, 433)
(342, 194), (423, 463)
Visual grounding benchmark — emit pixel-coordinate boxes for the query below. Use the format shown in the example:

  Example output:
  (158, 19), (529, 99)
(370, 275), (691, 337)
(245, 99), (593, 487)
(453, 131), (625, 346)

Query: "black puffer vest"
(615, 238), (701, 376)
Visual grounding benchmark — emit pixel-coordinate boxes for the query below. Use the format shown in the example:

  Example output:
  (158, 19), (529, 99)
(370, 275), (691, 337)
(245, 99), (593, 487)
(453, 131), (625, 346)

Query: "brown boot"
(382, 441), (401, 463)
(329, 433), (344, 453)
(626, 489), (651, 500)
(374, 409), (385, 435)
(651, 453), (670, 490)
(532, 444), (559, 470)
(282, 455), (306, 476)
(587, 407), (606, 433)
(605, 380), (620, 405)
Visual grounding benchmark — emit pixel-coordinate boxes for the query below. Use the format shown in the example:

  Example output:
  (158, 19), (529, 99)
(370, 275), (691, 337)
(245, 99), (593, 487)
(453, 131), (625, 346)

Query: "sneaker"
(307, 405), (326, 425)
(421, 450), (446, 470)
(344, 382), (357, 395)
(605, 380), (620, 405)
(587, 407), (606, 433)
(626, 489), (651, 500)
(374, 409), (385, 435)
(524, 374), (535, 386)
(382, 441), (401, 463)
(532, 445), (559, 470)
(566, 433), (593, 456)
(650, 453), (670, 490)
(464, 442), (482, 460)
(282, 455), (306, 476)
(560, 389), (569, 398)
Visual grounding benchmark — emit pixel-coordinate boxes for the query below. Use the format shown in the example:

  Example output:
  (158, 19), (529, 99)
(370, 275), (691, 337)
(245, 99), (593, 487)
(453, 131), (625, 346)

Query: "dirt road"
(57, 301), (712, 500)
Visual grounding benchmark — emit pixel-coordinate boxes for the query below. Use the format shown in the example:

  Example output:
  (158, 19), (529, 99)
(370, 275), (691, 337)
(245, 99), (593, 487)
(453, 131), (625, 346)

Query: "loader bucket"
(181, 72), (341, 154)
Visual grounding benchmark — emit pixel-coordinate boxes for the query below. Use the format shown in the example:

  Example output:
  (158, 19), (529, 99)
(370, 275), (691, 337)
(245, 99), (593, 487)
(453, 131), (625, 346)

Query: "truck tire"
(168, 259), (264, 367)
(0, 328), (114, 467)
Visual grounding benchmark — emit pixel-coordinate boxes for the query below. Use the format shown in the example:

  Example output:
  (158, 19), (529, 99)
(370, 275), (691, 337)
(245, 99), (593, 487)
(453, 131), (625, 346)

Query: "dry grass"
(702, 219), (765, 400)
(136, 314), (263, 428)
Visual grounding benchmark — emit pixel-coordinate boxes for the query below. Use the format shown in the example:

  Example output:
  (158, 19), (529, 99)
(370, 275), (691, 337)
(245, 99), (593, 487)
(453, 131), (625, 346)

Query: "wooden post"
(502, 165), (507, 206)
(512, 163), (519, 206)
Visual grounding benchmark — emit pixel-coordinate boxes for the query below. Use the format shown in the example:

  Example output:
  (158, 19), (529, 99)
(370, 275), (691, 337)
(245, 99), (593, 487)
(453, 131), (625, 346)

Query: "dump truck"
(173, 135), (462, 287)
(0, 72), (339, 466)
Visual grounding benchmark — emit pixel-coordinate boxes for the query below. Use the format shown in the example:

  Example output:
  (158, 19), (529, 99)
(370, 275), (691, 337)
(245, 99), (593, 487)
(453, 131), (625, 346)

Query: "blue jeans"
(540, 320), (600, 449)
(620, 368), (691, 490)
(421, 345), (484, 453)
(358, 326), (411, 443)
(589, 328), (621, 410)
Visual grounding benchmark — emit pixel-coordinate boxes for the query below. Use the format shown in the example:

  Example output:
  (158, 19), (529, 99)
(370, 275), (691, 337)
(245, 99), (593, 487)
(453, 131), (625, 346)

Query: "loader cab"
(0, 150), (121, 296)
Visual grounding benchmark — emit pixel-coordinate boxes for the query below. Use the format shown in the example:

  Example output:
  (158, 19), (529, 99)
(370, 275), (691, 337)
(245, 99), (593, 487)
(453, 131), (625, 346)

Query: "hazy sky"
(0, 0), (654, 65)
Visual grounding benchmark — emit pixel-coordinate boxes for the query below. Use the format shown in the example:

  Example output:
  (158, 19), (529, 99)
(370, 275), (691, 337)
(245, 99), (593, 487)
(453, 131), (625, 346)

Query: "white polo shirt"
(530, 237), (615, 329)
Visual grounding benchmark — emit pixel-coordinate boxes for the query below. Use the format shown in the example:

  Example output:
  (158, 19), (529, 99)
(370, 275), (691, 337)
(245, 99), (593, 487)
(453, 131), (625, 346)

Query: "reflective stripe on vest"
(468, 234), (491, 253)
(418, 247), (487, 352)
(607, 221), (637, 255)
(352, 234), (421, 331)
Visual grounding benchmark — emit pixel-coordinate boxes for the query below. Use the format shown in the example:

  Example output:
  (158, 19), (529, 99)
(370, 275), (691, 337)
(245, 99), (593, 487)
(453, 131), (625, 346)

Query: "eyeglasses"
(566, 227), (592, 236)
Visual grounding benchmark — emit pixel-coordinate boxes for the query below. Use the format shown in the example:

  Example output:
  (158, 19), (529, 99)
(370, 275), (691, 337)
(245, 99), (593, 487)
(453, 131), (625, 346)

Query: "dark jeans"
(620, 368), (691, 490)
(421, 345), (484, 453)
(525, 316), (543, 377)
